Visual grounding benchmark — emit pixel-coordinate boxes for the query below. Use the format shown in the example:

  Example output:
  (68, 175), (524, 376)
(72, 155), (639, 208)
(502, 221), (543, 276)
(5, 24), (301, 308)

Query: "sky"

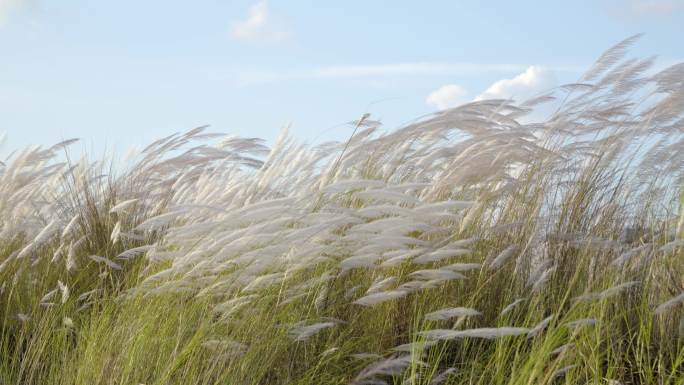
(0, 0), (682, 157)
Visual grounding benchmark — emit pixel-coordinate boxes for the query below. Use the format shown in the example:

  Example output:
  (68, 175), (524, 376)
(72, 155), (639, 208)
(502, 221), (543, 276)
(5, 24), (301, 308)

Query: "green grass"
(0, 202), (682, 384)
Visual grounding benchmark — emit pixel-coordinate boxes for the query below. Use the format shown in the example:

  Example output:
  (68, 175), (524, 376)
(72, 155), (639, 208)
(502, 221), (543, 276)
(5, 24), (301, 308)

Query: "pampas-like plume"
(581, 33), (643, 81)
(550, 343), (574, 356)
(553, 365), (577, 378)
(660, 240), (684, 254)
(288, 321), (337, 342)
(391, 340), (437, 353)
(575, 281), (641, 303)
(116, 245), (153, 260)
(500, 298), (526, 316)
(16, 220), (58, 259)
(109, 198), (139, 214)
(565, 318), (598, 329)
(429, 368), (457, 385)
(366, 276), (398, 295)
(531, 267), (556, 292)
(110, 221), (121, 244)
(357, 204), (413, 219)
(77, 289), (98, 302)
(88, 255), (122, 270)
(380, 248), (428, 267)
(341, 254), (383, 271)
(413, 200), (474, 213)
(61, 214), (80, 239)
(134, 211), (186, 232)
(349, 353), (383, 360)
(66, 241), (78, 271)
(242, 273), (285, 292)
(40, 289), (57, 304)
(420, 327), (531, 340)
(354, 189), (420, 204)
(488, 245), (519, 269)
(353, 290), (409, 306)
(527, 314), (554, 337)
(424, 307), (481, 321)
(51, 243), (65, 263)
(201, 339), (247, 358)
(214, 295), (257, 317)
(654, 292), (684, 315)
(321, 179), (385, 193)
(413, 248), (471, 264)
(611, 245), (653, 267)
(408, 269), (465, 282)
(443, 263), (481, 272)
(351, 355), (424, 385)
(57, 280), (69, 304)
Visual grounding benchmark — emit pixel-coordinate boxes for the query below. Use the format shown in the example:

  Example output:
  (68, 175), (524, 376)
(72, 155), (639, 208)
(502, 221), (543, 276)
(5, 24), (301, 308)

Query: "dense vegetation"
(0, 36), (683, 384)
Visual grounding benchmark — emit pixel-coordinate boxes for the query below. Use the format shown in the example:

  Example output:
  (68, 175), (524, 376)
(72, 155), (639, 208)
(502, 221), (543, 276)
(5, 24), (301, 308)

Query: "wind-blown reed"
(0, 35), (682, 384)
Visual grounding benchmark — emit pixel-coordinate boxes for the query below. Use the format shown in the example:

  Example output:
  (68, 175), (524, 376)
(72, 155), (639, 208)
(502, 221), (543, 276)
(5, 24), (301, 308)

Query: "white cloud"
(606, 0), (683, 20)
(0, 0), (34, 25)
(222, 62), (581, 86)
(426, 84), (468, 110)
(475, 66), (556, 102)
(630, 0), (683, 15)
(231, 1), (289, 44)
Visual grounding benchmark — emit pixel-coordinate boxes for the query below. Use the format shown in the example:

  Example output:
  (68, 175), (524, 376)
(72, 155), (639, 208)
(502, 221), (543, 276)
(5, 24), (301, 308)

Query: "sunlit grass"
(0, 36), (683, 384)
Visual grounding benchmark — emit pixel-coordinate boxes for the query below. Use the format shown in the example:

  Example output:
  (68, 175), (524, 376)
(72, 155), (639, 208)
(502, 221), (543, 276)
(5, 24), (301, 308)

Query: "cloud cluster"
(629, 0), (683, 16)
(231, 1), (289, 44)
(425, 66), (556, 110)
(475, 66), (555, 101)
(425, 84), (468, 110)
(606, 0), (683, 20)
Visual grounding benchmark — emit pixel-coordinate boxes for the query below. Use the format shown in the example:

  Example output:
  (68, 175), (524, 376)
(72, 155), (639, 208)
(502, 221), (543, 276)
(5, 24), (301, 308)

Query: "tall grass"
(0, 35), (683, 384)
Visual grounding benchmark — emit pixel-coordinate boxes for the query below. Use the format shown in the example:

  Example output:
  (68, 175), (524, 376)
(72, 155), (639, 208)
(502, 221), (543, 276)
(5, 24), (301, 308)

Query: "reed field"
(0, 35), (683, 384)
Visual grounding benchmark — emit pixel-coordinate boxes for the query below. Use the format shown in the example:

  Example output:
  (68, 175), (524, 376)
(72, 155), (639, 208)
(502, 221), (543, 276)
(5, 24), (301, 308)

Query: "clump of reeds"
(0, 35), (682, 385)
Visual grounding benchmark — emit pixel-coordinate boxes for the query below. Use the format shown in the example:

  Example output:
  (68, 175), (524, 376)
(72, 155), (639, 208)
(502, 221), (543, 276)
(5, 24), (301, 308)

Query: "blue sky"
(0, 0), (682, 156)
